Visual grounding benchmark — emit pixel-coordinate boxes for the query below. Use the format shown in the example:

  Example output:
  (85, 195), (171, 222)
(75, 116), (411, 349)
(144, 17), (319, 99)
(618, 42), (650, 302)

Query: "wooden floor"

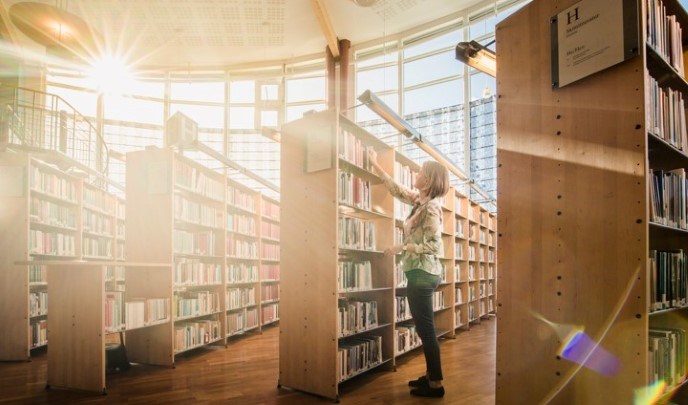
(0, 318), (496, 404)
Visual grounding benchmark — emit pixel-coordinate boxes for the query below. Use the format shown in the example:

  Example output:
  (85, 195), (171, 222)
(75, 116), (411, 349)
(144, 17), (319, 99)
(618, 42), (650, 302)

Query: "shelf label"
(551, 0), (639, 88)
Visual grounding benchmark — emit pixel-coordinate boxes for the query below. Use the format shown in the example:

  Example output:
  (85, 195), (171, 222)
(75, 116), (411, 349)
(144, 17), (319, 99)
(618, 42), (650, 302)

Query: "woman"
(369, 150), (449, 398)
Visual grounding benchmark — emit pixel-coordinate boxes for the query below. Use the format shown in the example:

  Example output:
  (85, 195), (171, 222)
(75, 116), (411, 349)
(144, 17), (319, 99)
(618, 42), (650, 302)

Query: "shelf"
(649, 221), (688, 236)
(227, 303), (259, 312)
(226, 280), (259, 286)
(29, 189), (79, 206)
(338, 287), (393, 294)
(227, 203), (258, 216)
(173, 283), (223, 291)
(174, 336), (224, 355)
(175, 219), (223, 233)
(29, 221), (78, 233)
(339, 322), (392, 339)
(262, 318), (280, 326)
(338, 358), (391, 384)
(648, 305), (688, 316)
(338, 203), (391, 220)
(174, 186), (224, 205)
(648, 132), (688, 170)
(174, 310), (223, 322)
(175, 253), (225, 260)
(261, 299), (280, 305)
(226, 256), (260, 261)
(646, 43), (688, 94)
(338, 158), (383, 185)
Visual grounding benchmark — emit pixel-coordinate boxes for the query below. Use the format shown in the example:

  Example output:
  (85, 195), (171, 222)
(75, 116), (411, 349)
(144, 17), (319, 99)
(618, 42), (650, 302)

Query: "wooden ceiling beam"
(310, 0), (340, 59)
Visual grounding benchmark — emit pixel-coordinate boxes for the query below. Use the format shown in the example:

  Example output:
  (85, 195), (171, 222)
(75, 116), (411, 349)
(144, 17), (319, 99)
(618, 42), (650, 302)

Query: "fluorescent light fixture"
(358, 90), (466, 181)
(357, 89), (495, 204)
(455, 40), (496, 77)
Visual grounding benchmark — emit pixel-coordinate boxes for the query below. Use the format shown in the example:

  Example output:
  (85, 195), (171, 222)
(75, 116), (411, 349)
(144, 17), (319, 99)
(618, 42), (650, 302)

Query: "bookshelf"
(259, 195), (281, 328)
(17, 260), (169, 393)
(125, 146), (280, 363)
(279, 109), (496, 400)
(496, 0), (683, 402)
(225, 177), (261, 337)
(0, 150), (122, 361)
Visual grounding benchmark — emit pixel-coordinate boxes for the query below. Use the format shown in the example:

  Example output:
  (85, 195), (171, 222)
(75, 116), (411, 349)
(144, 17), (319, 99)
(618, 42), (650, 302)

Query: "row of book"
(649, 327), (687, 388)
(226, 236), (258, 258)
(395, 325), (421, 355)
(646, 76), (688, 151)
(339, 170), (372, 211)
(226, 213), (256, 235)
(261, 221), (280, 240)
(649, 250), (688, 311)
(261, 284), (279, 301)
(29, 291), (48, 317)
(30, 197), (77, 228)
(122, 297), (170, 330)
(174, 230), (217, 256)
(174, 260), (223, 286)
(338, 217), (376, 251)
(227, 184), (257, 213)
(227, 308), (259, 335)
(29, 264), (46, 283)
(29, 165), (77, 201)
(175, 194), (222, 228)
(338, 260), (373, 292)
(338, 299), (379, 337)
(650, 168), (687, 229)
(29, 230), (76, 256)
(174, 291), (220, 319)
(261, 243), (280, 261)
(227, 263), (258, 284)
(105, 266), (125, 283)
(339, 130), (373, 171)
(337, 335), (383, 382)
(31, 319), (47, 348)
(174, 319), (222, 353)
(262, 303), (279, 324)
(261, 200), (280, 220)
(82, 210), (113, 236)
(261, 264), (280, 281)
(646, 0), (685, 76)
(175, 160), (224, 201)
(83, 186), (117, 214)
(395, 296), (412, 321)
(226, 287), (256, 310)
(82, 237), (112, 258)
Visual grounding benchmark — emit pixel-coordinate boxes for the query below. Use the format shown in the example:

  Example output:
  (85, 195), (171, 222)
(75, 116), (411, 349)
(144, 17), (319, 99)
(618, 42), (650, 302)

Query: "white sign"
(554, 0), (630, 88)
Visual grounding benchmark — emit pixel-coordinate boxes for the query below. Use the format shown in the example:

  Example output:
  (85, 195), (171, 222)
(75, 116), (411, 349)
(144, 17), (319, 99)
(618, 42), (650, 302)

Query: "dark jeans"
(406, 269), (442, 381)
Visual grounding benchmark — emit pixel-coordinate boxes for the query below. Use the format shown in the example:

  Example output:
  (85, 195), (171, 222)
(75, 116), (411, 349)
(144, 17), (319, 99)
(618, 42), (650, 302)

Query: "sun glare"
(87, 55), (132, 95)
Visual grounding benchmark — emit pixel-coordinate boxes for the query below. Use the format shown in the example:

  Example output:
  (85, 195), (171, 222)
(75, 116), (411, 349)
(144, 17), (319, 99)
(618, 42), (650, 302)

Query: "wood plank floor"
(0, 318), (496, 404)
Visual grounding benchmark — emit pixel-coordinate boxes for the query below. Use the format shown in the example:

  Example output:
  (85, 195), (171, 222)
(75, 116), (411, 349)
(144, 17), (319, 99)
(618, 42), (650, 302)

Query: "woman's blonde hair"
(421, 160), (450, 199)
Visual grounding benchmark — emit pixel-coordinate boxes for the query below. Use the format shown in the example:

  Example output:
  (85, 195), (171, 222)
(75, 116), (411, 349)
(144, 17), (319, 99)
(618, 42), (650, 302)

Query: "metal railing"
(0, 84), (109, 175)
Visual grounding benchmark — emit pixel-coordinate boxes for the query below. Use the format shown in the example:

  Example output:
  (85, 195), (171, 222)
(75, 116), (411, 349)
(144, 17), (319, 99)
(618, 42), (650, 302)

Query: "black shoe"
(410, 385), (445, 398)
(408, 375), (428, 387)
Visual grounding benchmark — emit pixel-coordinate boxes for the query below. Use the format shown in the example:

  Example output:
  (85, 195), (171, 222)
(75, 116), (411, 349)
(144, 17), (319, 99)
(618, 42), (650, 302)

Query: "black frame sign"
(551, 0), (639, 88)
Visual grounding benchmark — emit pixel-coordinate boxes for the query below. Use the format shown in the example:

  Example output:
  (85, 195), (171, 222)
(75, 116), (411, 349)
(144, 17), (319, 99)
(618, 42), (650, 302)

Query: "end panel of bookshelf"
(496, 1), (647, 403)
(280, 114), (339, 399)
(0, 264), (30, 360)
(47, 264), (105, 393)
(0, 153), (31, 360)
(125, 148), (174, 262)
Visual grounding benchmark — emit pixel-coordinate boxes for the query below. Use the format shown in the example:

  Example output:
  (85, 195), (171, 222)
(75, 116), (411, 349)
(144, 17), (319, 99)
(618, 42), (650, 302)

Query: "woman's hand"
(368, 149), (383, 175)
(384, 244), (404, 257)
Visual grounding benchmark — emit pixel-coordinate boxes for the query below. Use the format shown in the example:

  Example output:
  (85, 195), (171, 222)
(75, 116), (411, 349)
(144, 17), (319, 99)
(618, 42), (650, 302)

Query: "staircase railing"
(0, 84), (109, 175)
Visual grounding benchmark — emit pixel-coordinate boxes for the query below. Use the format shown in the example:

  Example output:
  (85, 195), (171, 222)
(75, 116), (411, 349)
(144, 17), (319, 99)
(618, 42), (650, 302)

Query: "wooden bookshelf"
(125, 146), (280, 361)
(279, 109), (496, 400)
(495, 0), (682, 402)
(0, 150), (123, 361)
(16, 260), (169, 393)
(259, 194), (281, 328)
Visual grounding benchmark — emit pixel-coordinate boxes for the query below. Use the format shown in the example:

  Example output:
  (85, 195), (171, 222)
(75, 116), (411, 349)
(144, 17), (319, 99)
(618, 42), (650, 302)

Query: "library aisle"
(0, 320), (496, 404)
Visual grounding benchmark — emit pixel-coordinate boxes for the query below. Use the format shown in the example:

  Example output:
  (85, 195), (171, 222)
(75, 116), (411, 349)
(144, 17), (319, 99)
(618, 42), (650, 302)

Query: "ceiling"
(1, 0), (486, 69)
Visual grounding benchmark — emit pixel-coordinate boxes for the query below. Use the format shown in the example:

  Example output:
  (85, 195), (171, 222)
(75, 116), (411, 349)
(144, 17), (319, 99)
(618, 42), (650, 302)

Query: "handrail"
(0, 84), (109, 176)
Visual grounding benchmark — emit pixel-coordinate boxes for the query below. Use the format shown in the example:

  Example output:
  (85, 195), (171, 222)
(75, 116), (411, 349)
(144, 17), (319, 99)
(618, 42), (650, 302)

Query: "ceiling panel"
(1, 0), (486, 68)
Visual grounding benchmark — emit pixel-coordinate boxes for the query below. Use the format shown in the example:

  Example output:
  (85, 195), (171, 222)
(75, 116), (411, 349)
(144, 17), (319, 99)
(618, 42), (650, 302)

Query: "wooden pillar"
(338, 39), (351, 116)
(326, 46), (336, 109)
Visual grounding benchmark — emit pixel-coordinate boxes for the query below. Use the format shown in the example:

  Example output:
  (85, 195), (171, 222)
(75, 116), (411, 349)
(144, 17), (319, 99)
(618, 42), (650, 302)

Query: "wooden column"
(326, 45), (336, 108)
(339, 39), (351, 116)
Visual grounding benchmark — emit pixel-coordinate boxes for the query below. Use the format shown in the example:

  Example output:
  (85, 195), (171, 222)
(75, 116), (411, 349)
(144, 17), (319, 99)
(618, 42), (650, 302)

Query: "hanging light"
(9, 2), (101, 61)
(455, 40), (496, 77)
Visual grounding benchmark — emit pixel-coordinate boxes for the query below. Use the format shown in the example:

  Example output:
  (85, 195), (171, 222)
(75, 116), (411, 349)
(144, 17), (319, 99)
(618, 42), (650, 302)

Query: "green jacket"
(381, 173), (444, 276)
